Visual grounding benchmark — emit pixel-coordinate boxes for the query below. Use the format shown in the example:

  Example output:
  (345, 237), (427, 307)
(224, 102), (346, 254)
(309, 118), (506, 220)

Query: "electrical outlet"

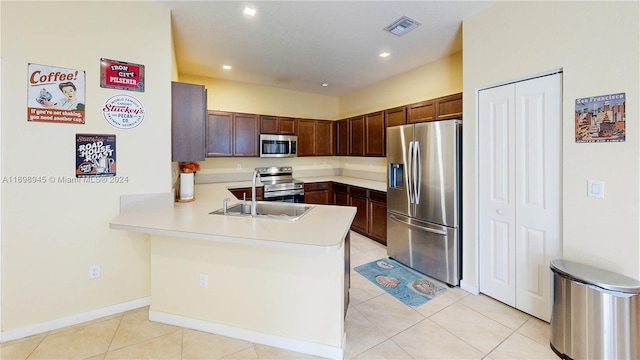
(89, 265), (101, 279)
(237, 163), (242, 170)
(199, 273), (208, 288)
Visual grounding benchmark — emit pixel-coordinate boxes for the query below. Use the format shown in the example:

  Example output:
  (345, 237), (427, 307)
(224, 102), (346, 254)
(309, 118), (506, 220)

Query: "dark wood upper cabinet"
(315, 120), (334, 156)
(171, 82), (206, 162)
(260, 115), (296, 135)
(407, 100), (436, 123)
(296, 118), (316, 156)
(349, 116), (365, 156)
(336, 119), (349, 156)
(385, 106), (406, 127)
(207, 111), (258, 157)
(436, 93), (463, 120)
(365, 111), (385, 157)
(296, 119), (335, 156)
(206, 111), (233, 157)
(233, 113), (259, 156)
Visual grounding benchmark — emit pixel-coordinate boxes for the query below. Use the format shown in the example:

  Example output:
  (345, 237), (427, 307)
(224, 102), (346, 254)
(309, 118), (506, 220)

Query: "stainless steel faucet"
(251, 168), (259, 216)
(222, 198), (230, 215)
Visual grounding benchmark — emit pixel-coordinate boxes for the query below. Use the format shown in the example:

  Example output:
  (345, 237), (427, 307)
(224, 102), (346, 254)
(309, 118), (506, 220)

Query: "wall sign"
(102, 94), (145, 129)
(575, 92), (626, 143)
(100, 58), (145, 92)
(76, 134), (116, 177)
(27, 63), (86, 124)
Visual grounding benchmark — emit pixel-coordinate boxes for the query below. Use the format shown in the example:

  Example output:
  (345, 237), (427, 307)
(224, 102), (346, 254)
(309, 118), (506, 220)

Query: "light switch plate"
(587, 180), (604, 198)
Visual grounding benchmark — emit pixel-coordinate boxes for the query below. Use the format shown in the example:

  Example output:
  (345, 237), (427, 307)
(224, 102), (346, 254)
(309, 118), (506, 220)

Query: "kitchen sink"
(210, 201), (314, 221)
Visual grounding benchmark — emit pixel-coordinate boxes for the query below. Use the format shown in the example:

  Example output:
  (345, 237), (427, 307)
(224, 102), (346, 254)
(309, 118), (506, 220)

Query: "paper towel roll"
(180, 172), (194, 200)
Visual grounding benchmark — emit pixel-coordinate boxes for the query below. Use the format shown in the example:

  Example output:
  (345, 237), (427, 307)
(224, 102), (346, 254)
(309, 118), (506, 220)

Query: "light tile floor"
(1, 231), (559, 360)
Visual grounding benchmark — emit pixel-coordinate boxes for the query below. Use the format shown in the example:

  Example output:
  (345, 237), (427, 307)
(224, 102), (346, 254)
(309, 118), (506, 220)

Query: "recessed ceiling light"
(223, 65), (232, 70)
(379, 52), (391, 58)
(244, 7), (256, 16)
(322, 83), (329, 87)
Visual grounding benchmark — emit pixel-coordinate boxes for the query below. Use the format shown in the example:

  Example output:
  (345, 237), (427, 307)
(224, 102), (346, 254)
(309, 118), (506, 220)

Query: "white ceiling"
(154, 1), (494, 96)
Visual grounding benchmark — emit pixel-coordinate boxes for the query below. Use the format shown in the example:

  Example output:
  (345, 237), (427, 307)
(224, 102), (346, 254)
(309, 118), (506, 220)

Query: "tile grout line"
(98, 312), (125, 359)
(22, 335), (46, 360)
(455, 300), (530, 358)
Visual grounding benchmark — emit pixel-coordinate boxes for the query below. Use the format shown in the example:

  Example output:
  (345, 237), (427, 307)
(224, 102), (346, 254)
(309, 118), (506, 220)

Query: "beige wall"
(339, 51), (462, 118)
(179, 74), (340, 120)
(1, 1), (173, 331)
(462, 0), (640, 288)
(182, 53), (461, 178)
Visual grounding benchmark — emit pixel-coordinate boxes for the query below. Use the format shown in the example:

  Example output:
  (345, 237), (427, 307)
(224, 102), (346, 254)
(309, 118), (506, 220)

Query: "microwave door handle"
(288, 139), (292, 156)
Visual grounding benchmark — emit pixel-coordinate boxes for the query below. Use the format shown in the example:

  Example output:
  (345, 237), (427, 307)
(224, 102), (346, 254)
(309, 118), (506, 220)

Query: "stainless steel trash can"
(550, 259), (640, 359)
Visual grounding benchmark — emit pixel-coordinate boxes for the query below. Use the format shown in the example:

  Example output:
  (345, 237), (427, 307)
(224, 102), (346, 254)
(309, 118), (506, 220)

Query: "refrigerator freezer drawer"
(387, 212), (460, 286)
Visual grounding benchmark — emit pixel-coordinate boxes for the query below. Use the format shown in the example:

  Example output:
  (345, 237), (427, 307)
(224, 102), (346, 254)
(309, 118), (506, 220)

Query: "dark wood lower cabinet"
(333, 183), (348, 206)
(331, 182), (387, 245)
(349, 186), (368, 235)
(228, 187), (263, 201)
(368, 190), (387, 245)
(304, 182), (332, 205)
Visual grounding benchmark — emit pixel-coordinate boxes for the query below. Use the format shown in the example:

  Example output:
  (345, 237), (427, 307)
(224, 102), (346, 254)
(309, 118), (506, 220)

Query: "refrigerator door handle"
(389, 214), (447, 236)
(408, 141), (414, 203)
(414, 141), (421, 204)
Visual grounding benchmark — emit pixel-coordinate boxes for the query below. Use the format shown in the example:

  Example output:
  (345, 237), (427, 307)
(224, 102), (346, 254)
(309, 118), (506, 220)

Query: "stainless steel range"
(256, 166), (305, 203)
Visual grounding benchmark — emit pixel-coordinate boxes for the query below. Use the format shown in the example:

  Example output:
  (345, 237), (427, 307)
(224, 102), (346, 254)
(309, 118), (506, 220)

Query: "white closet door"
(514, 74), (562, 322)
(479, 84), (517, 307)
(479, 73), (562, 322)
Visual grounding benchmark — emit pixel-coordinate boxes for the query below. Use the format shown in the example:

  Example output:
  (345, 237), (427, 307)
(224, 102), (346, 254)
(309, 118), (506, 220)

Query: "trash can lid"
(550, 259), (640, 294)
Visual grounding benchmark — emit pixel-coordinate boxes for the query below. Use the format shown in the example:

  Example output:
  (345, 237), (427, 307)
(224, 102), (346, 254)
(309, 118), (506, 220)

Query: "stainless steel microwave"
(260, 134), (297, 158)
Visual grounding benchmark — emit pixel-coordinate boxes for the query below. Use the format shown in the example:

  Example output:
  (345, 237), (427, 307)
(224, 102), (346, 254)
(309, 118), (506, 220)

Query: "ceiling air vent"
(384, 16), (421, 37)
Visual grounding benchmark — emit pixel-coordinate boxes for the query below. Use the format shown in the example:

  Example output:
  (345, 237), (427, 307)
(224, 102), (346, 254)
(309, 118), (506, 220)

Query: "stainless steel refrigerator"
(387, 119), (461, 286)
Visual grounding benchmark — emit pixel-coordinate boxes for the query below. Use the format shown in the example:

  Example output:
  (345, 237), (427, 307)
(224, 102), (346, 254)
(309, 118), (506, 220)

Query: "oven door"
(263, 192), (305, 203)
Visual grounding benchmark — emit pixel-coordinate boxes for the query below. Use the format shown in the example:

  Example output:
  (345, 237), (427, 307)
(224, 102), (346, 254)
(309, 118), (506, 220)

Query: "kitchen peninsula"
(109, 183), (356, 360)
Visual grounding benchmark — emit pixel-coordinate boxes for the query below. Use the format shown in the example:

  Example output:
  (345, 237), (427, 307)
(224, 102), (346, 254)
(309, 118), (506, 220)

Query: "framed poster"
(27, 63), (85, 124)
(76, 134), (116, 177)
(575, 93), (625, 143)
(100, 58), (145, 92)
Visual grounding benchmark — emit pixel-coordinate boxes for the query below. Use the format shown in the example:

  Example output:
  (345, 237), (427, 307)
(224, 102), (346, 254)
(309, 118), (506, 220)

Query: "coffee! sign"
(102, 94), (145, 129)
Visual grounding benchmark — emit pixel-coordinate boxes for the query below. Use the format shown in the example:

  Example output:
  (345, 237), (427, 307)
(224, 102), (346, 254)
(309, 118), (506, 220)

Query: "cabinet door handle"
(496, 209), (504, 215)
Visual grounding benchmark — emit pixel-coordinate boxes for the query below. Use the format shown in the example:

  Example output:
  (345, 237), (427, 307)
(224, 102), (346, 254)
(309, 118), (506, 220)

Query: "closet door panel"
(479, 84), (517, 307)
(514, 73), (562, 322)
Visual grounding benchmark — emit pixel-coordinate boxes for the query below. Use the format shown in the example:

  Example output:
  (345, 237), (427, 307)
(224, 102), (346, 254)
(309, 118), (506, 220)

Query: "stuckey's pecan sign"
(102, 94), (145, 129)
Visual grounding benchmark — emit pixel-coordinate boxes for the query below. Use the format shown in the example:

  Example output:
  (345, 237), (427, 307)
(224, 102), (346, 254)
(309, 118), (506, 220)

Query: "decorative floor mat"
(354, 258), (447, 307)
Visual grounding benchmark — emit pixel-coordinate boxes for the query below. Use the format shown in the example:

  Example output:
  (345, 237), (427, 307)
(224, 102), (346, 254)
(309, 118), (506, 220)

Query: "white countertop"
(224, 176), (387, 193)
(297, 176), (387, 192)
(110, 182), (357, 252)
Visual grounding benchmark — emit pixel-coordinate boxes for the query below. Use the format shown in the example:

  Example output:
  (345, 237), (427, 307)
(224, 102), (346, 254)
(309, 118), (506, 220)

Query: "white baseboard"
(460, 279), (479, 295)
(149, 310), (344, 360)
(1, 297), (151, 343)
